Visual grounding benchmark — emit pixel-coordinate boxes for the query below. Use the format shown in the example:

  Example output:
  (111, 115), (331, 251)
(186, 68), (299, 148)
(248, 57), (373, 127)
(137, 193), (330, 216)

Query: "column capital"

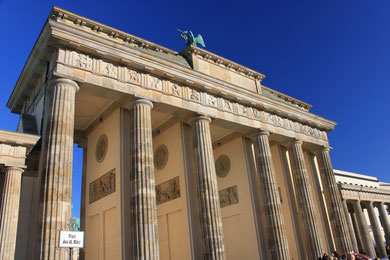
(315, 146), (333, 154)
(285, 138), (303, 149)
(189, 115), (212, 125)
(47, 78), (79, 92)
(5, 166), (24, 174)
(122, 98), (153, 110)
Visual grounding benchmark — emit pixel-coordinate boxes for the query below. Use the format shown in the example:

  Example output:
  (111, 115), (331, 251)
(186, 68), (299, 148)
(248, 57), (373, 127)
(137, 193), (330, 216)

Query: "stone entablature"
(54, 48), (329, 143)
(7, 6), (336, 144)
(340, 183), (390, 203)
(0, 130), (40, 168)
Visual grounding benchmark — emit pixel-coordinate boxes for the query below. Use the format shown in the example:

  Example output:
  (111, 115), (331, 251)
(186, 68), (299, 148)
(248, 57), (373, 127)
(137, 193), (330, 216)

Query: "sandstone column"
(366, 202), (386, 258)
(350, 208), (364, 251)
(289, 140), (323, 259)
(316, 147), (353, 252)
(351, 200), (375, 257)
(191, 116), (225, 260)
(377, 202), (390, 245)
(39, 78), (79, 259)
(253, 130), (290, 259)
(126, 99), (159, 259)
(342, 200), (359, 252)
(0, 166), (24, 259)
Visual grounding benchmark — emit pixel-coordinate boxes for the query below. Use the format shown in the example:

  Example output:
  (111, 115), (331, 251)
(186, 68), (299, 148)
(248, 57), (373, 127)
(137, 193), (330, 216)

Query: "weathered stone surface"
(192, 116), (226, 260)
(316, 148), (353, 253)
(38, 78), (79, 259)
(366, 202), (386, 258)
(0, 166), (24, 260)
(377, 202), (390, 245)
(289, 140), (323, 259)
(351, 200), (375, 257)
(126, 99), (159, 260)
(253, 130), (290, 260)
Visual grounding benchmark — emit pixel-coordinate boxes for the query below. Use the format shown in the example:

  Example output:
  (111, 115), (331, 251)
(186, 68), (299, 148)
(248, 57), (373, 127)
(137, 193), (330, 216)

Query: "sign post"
(59, 230), (84, 259)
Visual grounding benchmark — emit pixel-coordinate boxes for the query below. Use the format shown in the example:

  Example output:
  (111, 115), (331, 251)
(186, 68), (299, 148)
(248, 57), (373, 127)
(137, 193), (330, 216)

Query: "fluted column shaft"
(289, 141), (323, 259)
(343, 200), (359, 252)
(366, 202), (386, 258)
(192, 116), (225, 260)
(39, 78), (79, 259)
(350, 209), (363, 251)
(253, 130), (290, 259)
(0, 166), (24, 260)
(351, 200), (375, 257)
(316, 148), (353, 252)
(377, 202), (390, 245)
(128, 99), (159, 260)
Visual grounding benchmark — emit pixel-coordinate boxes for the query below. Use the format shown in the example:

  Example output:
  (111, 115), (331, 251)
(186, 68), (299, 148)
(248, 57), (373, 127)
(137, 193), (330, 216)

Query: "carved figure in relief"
(253, 109), (262, 119)
(89, 170), (116, 204)
(75, 54), (92, 69)
(171, 83), (182, 96)
(149, 76), (162, 90)
(128, 69), (140, 84)
(103, 63), (118, 77)
(238, 104), (247, 115)
(156, 177), (181, 205)
(154, 145), (168, 170)
(207, 95), (217, 107)
(224, 100), (233, 112)
(190, 89), (200, 101)
(219, 186), (239, 208)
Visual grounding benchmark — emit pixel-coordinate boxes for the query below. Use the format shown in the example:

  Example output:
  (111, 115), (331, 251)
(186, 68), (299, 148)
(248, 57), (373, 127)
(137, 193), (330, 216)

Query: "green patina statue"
(178, 29), (206, 48)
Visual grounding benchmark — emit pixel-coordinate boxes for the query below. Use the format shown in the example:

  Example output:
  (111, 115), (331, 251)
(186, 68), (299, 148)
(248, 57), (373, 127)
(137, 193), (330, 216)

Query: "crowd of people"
(318, 246), (390, 259)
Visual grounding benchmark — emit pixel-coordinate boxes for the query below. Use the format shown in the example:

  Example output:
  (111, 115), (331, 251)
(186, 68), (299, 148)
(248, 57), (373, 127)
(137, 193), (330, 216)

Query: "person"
(333, 250), (340, 259)
(322, 253), (328, 260)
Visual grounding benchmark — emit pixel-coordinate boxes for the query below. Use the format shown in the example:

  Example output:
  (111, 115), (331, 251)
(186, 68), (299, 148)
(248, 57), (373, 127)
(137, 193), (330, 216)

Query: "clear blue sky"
(0, 0), (389, 217)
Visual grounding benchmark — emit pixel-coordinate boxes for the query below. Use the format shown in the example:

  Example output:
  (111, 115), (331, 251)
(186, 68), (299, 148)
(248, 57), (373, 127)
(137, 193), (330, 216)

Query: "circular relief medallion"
(95, 134), (108, 163)
(215, 155), (231, 178)
(154, 144), (169, 170)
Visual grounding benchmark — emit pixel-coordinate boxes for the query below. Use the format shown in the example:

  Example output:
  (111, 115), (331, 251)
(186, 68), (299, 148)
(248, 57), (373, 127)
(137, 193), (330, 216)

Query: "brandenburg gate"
(1, 7), (389, 260)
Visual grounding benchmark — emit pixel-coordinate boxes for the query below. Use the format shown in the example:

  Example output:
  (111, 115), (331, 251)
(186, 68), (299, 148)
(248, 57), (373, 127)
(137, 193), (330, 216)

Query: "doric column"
(377, 202), (390, 245)
(253, 130), (290, 259)
(351, 200), (375, 257)
(288, 140), (323, 259)
(366, 202), (386, 258)
(0, 166), (24, 259)
(126, 99), (159, 259)
(342, 200), (359, 252)
(39, 78), (79, 259)
(316, 147), (353, 252)
(191, 116), (225, 260)
(349, 208), (363, 251)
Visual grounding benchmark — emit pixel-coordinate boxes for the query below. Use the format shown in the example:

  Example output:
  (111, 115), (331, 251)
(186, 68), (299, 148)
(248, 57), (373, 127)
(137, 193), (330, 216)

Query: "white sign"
(59, 231), (84, 248)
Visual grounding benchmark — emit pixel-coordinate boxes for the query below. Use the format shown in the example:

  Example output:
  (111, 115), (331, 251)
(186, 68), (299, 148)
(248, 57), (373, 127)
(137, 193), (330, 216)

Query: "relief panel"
(156, 176), (181, 205)
(89, 169), (116, 204)
(219, 185), (239, 208)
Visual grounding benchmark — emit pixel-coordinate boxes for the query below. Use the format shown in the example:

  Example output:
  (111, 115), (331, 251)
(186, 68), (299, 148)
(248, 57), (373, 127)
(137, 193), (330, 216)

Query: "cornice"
(50, 7), (178, 57)
(0, 130), (40, 147)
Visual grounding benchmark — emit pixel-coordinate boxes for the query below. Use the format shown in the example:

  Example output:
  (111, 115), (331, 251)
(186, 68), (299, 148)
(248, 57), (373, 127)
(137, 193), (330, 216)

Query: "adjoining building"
(0, 6), (389, 260)
(335, 170), (390, 256)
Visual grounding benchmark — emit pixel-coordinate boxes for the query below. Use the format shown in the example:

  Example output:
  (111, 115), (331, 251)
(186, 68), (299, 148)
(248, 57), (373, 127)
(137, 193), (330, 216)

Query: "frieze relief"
(156, 176), (181, 205)
(89, 169), (116, 204)
(57, 48), (328, 140)
(219, 185), (239, 208)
